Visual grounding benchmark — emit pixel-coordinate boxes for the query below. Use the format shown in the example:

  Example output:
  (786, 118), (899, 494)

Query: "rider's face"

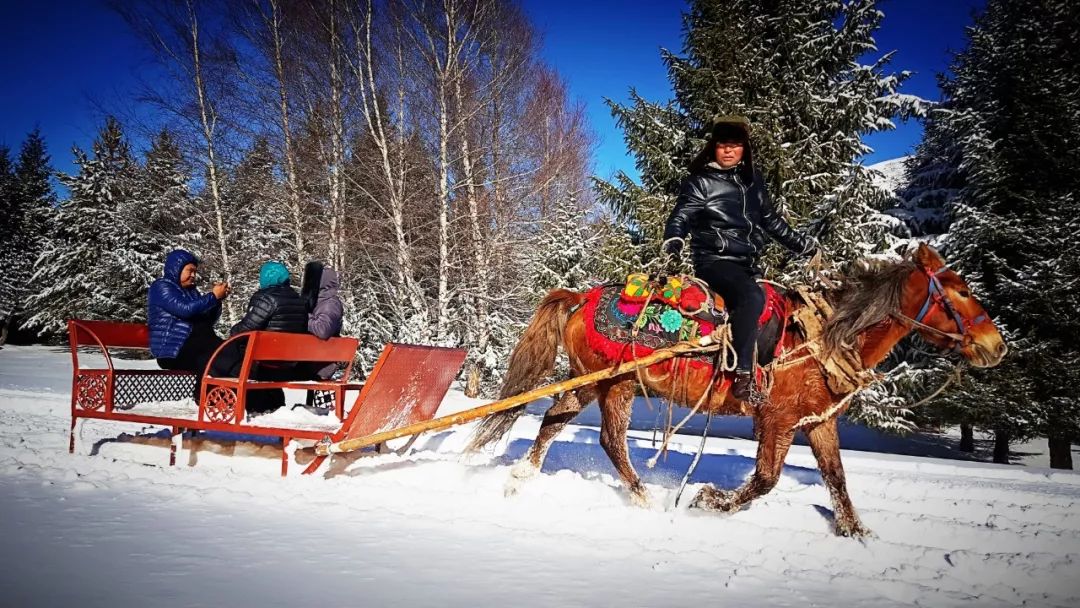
(714, 140), (745, 168)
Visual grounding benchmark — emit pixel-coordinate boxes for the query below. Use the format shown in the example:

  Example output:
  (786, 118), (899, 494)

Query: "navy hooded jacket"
(147, 250), (221, 359)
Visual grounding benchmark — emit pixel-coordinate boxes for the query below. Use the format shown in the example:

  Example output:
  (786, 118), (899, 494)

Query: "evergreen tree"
(528, 194), (599, 296)
(222, 137), (290, 297)
(0, 130), (56, 340)
(24, 118), (154, 334)
(891, 105), (964, 237)
(139, 129), (198, 264)
(900, 0), (1080, 466)
(596, 0), (925, 278)
(0, 146), (16, 342)
(0, 145), (13, 218)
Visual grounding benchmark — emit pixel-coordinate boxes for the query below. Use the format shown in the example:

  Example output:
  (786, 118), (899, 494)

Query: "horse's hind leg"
(691, 409), (794, 513)
(804, 418), (871, 537)
(597, 379), (650, 508)
(506, 387), (594, 496)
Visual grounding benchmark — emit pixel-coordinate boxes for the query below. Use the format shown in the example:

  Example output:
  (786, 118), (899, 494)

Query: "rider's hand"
(212, 282), (229, 300)
(663, 238), (683, 257)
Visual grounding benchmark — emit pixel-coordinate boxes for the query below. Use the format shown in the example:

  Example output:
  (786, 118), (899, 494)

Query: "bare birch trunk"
(349, 0), (427, 328)
(432, 2), (458, 341)
(326, 1), (347, 276)
(454, 74), (491, 395)
(436, 71), (452, 340)
(267, 0), (306, 268)
(188, 0), (235, 322)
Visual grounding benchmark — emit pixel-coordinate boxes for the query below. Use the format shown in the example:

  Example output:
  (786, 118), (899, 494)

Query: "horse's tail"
(465, 288), (586, 453)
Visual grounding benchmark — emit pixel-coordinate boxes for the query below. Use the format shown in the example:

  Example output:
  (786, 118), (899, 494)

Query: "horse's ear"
(914, 242), (945, 271)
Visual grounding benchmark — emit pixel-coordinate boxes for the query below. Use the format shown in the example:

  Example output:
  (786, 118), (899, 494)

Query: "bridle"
(892, 265), (990, 352)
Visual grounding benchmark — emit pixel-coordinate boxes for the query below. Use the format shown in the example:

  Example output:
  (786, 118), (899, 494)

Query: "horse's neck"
(788, 283), (913, 371)
(853, 274), (926, 368)
(856, 320), (910, 369)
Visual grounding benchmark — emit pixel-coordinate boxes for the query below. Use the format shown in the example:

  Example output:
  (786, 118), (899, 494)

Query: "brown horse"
(468, 243), (1007, 537)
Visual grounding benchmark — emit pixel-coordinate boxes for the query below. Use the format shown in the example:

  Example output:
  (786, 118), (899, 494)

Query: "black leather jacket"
(229, 285), (309, 336)
(663, 163), (811, 269)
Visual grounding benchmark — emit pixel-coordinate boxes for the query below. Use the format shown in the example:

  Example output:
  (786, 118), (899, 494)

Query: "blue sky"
(1, 0), (984, 182)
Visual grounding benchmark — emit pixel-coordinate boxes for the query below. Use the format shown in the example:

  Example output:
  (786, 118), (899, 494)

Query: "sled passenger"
(300, 261), (344, 380)
(663, 115), (817, 401)
(210, 261), (308, 413)
(301, 261), (343, 342)
(148, 249), (230, 393)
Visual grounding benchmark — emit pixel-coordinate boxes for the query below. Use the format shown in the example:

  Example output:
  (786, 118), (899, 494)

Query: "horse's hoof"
(504, 461), (538, 497)
(835, 518), (874, 539)
(629, 486), (651, 509)
(689, 486), (739, 513)
(689, 486), (720, 510)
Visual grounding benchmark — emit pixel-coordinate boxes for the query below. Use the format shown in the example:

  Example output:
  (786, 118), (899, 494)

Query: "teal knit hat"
(258, 261), (290, 289)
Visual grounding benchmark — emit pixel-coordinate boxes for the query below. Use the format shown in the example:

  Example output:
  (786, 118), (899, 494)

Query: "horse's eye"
(958, 290), (971, 298)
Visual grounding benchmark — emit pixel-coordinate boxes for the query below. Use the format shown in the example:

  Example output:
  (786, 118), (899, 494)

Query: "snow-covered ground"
(1, 345), (1079, 607)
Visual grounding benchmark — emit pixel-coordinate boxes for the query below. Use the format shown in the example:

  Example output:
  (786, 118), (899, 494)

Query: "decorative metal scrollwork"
(75, 374), (108, 411)
(204, 387), (237, 423)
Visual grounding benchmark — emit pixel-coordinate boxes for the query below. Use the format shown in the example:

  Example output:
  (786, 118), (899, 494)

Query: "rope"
(646, 356), (722, 469)
(710, 324), (739, 372)
(672, 412), (712, 509)
(905, 365), (963, 409)
(892, 312), (965, 343)
(793, 389), (862, 429)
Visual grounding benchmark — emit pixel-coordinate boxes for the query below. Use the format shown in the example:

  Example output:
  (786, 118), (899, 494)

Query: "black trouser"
(157, 321), (223, 397)
(695, 259), (764, 373)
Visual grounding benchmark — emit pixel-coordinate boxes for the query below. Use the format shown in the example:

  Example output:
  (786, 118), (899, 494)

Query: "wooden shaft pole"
(316, 338), (716, 456)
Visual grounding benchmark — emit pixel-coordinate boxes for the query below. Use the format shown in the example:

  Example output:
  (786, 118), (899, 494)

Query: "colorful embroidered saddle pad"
(582, 280), (789, 372)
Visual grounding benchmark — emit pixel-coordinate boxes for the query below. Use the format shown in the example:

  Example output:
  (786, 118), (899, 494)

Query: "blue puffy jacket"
(147, 250), (221, 359)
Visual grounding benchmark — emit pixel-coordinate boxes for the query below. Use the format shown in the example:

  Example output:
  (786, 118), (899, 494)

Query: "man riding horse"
(663, 115), (818, 401)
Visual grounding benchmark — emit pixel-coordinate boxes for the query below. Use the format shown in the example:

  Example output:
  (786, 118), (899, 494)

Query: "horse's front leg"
(692, 410), (795, 513)
(804, 418), (872, 538)
(597, 380), (651, 507)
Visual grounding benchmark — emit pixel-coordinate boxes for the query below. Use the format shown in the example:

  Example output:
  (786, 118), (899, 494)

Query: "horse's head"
(903, 243), (1007, 368)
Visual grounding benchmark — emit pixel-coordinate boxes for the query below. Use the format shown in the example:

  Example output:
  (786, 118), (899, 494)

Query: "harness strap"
(912, 266), (991, 346)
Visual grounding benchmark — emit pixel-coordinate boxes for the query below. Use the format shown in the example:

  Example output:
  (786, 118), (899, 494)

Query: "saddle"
(581, 274), (790, 373)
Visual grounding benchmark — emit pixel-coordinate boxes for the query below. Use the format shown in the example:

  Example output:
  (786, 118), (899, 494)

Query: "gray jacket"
(308, 267), (343, 340)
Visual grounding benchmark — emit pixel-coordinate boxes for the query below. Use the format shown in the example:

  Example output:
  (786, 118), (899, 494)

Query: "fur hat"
(709, 114), (751, 142)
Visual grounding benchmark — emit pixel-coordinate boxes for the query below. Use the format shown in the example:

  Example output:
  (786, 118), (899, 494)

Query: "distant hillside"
(867, 156), (910, 196)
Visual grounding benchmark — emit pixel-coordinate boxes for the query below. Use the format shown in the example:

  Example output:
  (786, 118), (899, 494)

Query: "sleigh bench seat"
(200, 330), (362, 424)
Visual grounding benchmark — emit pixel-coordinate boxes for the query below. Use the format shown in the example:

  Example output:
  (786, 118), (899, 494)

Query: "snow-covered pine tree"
(0, 145), (13, 225)
(0, 146), (16, 343)
(891, 105), (964, 238)
(902, 0), (1080, 466)
(138, 129), (199, 268)
(0, 131), (57, 340)
(528, 194), (598, 297)
(221, 137), (291, 299)
(24, 117), (155, 334)
(595, 0), (925, 279)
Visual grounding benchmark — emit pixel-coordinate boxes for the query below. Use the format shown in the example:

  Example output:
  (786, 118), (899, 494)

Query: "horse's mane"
(820, 256), (917, 355)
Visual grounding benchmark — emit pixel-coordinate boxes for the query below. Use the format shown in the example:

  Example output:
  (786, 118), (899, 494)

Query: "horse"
(467, 243), (1007, 537)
